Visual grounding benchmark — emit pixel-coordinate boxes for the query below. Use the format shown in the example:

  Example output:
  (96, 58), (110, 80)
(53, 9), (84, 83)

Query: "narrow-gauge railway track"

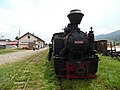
(59, 78), (63, 90)
(58, 78), (76, 90)
(1, 50), (45, 90)
(58, 79), (79, 90)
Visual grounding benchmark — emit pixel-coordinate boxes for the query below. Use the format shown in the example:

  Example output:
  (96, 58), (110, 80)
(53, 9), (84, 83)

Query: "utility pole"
(19, 29), (20, 38)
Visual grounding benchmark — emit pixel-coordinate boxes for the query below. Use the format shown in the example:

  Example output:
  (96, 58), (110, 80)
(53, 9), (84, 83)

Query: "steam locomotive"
(49, 9), (98, 79)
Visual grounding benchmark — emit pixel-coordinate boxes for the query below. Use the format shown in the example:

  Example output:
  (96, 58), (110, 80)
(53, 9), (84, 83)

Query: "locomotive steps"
(0, 49), (120, 90)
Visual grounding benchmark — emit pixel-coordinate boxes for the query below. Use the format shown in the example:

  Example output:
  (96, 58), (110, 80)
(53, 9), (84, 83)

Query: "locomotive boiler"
(49, 9), (98, 79)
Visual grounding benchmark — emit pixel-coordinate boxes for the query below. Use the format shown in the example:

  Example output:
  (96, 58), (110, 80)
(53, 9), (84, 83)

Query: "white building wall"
(19, 34), (38, 43)
(18, 33), (44, 49)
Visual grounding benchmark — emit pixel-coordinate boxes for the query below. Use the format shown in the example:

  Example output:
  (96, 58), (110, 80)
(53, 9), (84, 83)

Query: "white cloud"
(0, 0), (120, 42)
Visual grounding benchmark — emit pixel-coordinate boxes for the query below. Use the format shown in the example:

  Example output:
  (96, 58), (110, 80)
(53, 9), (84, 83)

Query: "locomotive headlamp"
(67, 9), (84, 24)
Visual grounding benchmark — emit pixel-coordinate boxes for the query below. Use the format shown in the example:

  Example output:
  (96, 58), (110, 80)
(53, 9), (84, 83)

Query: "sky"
(0, 0), (120, 43)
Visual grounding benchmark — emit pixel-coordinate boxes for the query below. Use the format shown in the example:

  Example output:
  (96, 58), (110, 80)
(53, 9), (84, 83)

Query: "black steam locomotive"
(49, 9), (98, 79)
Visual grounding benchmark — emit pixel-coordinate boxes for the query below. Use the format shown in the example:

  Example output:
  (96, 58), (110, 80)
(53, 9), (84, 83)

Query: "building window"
(98, 43), (101, 46)
(28, 36), (30, 39)
(104, 43), (106, 45)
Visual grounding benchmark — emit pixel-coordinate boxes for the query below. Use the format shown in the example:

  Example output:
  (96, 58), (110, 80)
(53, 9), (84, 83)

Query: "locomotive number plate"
(74, 41), (84, 44)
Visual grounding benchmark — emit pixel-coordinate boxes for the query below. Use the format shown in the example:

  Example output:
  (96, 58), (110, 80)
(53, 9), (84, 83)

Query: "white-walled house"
(0, 39), (8, 49)
(18, 32), (45, 49)
(0, 39), (18, 49)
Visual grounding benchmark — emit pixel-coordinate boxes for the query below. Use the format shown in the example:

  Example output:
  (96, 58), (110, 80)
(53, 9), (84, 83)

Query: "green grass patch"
(0, 48), (22, 54)
(0, 50), (120, 90)
(0, 50), (36, 89)
(42, 54), (120, 90)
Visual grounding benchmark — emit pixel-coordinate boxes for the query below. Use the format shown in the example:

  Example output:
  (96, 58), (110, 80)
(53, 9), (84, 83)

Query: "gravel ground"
(0, 48), (47, 65)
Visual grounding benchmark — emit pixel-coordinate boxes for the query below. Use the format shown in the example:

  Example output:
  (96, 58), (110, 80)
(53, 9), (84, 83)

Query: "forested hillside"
(95, 30), (120, 42)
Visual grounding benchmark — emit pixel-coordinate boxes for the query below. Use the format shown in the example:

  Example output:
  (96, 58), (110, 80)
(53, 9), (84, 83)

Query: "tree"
(15, 36), (19, 40)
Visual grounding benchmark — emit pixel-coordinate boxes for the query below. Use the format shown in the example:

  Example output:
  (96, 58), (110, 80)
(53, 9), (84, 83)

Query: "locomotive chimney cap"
(70, 9), (81, 13)
(67, 9), (84, 24)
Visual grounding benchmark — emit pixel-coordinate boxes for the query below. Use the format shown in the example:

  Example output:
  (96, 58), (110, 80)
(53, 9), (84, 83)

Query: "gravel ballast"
(0, 48), (47, 65)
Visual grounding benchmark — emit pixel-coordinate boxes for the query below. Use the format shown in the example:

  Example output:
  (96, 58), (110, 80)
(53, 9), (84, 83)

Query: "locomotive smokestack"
(67, 9), (84, 24)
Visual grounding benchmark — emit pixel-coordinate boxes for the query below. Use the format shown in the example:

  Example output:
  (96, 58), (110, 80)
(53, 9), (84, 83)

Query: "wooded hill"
(95, 30), (120, 42)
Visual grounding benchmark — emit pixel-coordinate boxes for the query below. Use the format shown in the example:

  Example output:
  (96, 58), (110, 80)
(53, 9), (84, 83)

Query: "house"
(18, 32), (45, 49)
(0, 39), (18, 49)
(6, 41), (18, 48)
(0, 39), (8, 49)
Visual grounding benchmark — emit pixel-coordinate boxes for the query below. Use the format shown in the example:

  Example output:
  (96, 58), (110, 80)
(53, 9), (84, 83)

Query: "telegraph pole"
(19, 29), (20, 38)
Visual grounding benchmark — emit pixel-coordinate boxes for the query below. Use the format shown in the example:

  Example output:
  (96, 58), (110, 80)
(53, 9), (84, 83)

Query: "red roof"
(7, 42), (18, 45)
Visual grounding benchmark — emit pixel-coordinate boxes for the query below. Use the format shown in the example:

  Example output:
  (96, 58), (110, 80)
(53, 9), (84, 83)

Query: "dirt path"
(0, 48), (47, 65)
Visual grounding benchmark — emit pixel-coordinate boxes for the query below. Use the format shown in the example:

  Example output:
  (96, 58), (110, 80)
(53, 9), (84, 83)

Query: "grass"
(0, 48), (22, 54)
(44, 54), (120, 90)
(0, 49), (120, 90)
(0, 50), (34, 89)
